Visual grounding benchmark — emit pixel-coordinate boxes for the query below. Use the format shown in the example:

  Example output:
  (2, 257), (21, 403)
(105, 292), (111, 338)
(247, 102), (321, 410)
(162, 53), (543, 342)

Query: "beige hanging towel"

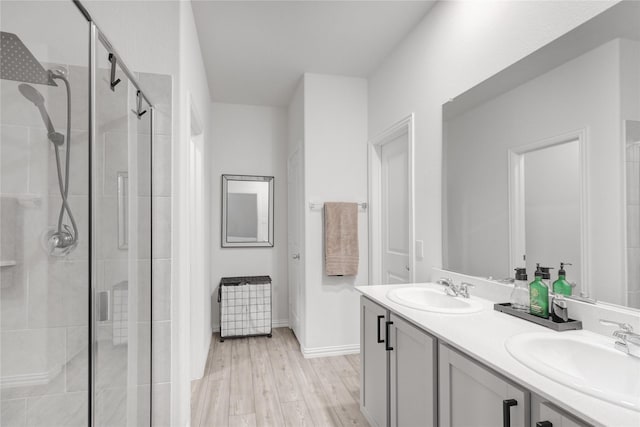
(324, 202), (359, 276)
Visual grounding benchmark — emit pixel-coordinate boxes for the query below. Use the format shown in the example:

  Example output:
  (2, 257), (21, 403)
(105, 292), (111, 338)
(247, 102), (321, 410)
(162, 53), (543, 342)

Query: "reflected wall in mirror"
(222, 174), (274, 247)
(442, 1), (640, 309)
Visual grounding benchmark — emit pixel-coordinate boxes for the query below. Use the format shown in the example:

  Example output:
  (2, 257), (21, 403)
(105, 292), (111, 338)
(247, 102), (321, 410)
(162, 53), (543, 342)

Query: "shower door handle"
(97, 291), (110, 322)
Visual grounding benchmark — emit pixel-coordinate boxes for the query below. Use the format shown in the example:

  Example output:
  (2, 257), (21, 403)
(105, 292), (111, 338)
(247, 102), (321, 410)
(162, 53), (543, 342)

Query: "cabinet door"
(389, 313), (437, 427)
(531, 394), (591, 427)
(361, 297), (389, 427)
(439, 343), (528, 427)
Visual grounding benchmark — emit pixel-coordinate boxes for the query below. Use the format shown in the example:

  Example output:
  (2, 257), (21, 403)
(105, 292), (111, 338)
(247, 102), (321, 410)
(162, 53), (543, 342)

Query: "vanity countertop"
(356, 283), (640, 427)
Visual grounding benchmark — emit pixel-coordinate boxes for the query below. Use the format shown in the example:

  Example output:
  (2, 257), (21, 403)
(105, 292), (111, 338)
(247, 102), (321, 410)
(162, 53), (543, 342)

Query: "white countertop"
(356, 282), (640, 427)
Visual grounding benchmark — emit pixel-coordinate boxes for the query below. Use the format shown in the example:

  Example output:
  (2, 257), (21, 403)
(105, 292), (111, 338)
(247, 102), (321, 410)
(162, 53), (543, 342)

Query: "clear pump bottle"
(510, 267), (529, 311)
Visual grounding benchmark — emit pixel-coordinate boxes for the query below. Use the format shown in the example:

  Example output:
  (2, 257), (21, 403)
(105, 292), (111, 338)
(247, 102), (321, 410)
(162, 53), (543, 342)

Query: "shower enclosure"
(1, 1), (154, 425)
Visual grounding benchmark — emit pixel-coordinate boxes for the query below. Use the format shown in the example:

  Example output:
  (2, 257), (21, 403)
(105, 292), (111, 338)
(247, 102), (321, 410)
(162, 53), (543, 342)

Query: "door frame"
(287, 147), (305, 344)
(368, 114), (416, 285)
(507, 128), (589, 297)
(187, 94), (206, 380)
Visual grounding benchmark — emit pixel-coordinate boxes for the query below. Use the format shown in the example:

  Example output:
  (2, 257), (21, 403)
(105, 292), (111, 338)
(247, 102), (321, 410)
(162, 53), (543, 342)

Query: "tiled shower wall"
(139, 71), (173, 425)
(0, 66), (172, 425)
(0, 63), (91, 426)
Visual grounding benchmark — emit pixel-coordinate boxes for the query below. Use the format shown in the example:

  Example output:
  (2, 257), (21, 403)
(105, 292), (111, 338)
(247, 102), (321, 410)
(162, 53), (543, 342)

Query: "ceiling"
(191, 1), (436, 107)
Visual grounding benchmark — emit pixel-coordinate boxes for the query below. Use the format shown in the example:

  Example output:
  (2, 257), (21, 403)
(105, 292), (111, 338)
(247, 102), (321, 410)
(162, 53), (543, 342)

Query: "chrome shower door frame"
(83, 5), (154, 425)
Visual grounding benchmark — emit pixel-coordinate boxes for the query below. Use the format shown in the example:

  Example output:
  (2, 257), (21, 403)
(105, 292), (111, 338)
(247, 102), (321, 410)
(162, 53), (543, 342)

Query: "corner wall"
(210, 103), (289, 330)
(177, 1), (213, 425)
(302, 73), (368, 354)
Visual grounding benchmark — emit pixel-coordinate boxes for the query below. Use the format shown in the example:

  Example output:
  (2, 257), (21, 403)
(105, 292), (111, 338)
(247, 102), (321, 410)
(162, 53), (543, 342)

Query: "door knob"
(292, 254), (300, 260)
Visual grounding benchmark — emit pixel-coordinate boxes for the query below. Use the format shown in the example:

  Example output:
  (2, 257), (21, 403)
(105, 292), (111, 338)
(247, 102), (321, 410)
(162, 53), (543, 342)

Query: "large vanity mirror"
(442, 1), (640, 310)
(222, 174), (274, 247)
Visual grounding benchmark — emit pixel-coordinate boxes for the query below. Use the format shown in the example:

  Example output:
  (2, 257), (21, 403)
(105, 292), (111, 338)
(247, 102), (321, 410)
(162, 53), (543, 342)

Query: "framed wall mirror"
(222, 174), (274, 247)
(442, 1), (640, 310)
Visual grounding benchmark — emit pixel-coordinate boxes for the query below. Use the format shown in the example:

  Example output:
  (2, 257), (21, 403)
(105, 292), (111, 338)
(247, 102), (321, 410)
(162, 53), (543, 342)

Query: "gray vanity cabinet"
(389, 312), (437, 427)
(439, 343), (529, 427)
(360, 297), (389, 427)
(531, 395), (590, 427)
(360, 297), (437, 427)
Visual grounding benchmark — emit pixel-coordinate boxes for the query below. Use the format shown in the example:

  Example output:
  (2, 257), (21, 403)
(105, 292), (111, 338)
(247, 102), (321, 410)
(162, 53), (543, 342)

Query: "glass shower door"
(92, 33), (152, 426)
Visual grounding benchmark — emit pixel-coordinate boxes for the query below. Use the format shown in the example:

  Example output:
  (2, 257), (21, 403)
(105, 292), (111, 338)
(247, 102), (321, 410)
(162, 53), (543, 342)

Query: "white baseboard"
(212, 318), (289, 333)
(301, 343), (360, 358)
(272, 319), (289, 328)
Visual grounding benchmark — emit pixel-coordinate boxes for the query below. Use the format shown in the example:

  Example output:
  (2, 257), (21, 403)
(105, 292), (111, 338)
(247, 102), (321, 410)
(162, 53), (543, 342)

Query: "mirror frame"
(221, 174), (274, 248)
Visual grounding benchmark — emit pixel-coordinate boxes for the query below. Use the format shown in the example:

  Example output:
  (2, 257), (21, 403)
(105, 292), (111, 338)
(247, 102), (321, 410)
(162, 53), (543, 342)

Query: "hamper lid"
(220, 275), (272, 286)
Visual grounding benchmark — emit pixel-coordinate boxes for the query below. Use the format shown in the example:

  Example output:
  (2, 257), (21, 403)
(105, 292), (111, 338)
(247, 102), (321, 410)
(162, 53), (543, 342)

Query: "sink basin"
(386, 286), (484, 314)
(506, 331), (640, 411)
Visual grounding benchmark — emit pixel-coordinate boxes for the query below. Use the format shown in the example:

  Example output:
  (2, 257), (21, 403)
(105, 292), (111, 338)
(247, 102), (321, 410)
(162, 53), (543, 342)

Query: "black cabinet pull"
(502, 399), (517, 427)
(376, 315), (385, 343)
(536, 422), (553, 427)
(385, 321), (394, 351)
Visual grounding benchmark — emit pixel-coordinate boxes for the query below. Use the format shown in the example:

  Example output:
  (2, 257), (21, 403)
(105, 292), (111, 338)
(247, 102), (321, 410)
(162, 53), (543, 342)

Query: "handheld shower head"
(18, 83), (64, 146)
(18, 82), (45, 105)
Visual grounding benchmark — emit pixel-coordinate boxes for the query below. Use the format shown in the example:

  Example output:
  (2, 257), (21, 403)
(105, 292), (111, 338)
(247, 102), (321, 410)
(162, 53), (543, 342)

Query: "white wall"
(210, 103), (289, 330)
(81, 1), (180, 77)
(178, 0), (213, 415)
(301, 73), (368, 354)
(368, 0), (619, 284)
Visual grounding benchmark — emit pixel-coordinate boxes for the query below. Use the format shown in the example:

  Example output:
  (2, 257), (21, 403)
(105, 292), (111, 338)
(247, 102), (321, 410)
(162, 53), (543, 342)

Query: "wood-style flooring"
(191, 328), (370, 427)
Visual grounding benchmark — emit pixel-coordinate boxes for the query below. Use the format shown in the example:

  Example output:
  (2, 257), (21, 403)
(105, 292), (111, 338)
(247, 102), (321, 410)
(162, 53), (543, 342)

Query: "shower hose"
(50, 70), (78, 246)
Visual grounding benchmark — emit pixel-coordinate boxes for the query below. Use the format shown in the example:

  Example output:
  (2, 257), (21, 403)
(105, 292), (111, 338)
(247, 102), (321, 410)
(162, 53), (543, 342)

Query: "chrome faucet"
(458, 282), (475, 299)
(436, 277), (474, 298)
(600, 319), (640, 358)
(436, 277), (457, 296)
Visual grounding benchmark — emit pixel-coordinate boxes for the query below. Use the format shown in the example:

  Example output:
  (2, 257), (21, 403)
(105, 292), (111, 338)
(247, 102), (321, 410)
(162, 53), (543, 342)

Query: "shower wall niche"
(0, 1), (171, 425)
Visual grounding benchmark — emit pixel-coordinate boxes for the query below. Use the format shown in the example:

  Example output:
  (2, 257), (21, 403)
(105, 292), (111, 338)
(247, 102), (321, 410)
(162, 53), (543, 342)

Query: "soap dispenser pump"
(552, 262), (574, 296)
(530, 265), (549, 318)
(510, 267), (529, 311)
(539, 265), (553, 288)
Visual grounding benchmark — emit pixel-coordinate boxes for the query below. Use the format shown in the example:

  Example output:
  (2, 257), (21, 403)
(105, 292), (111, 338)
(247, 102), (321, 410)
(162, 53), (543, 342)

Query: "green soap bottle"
(529, 265), (549, 318)
(552, 262), (573, 296)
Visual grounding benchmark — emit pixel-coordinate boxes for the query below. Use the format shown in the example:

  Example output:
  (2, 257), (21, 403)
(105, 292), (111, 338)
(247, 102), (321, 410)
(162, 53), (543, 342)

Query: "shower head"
(0, 31), (57, 86)
(18, 83), (64, 146)
(18, 82), (45, 106)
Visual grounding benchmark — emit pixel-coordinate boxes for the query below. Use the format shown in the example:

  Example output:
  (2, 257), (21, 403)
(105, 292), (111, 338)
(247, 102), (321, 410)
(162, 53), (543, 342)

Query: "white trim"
(620, 119), (640, 305)
(272, 319), (289, 328)
(368, 114), (416, 285)
(507, 128), (590, 297)
(189, 96), (203, 137)
(301, 343), (360, 359)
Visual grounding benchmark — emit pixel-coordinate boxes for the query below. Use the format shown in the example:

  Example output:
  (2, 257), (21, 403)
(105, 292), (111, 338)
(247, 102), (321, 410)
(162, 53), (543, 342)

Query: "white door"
(381, 133), (410, 284)
(287, 150), (302, 339)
